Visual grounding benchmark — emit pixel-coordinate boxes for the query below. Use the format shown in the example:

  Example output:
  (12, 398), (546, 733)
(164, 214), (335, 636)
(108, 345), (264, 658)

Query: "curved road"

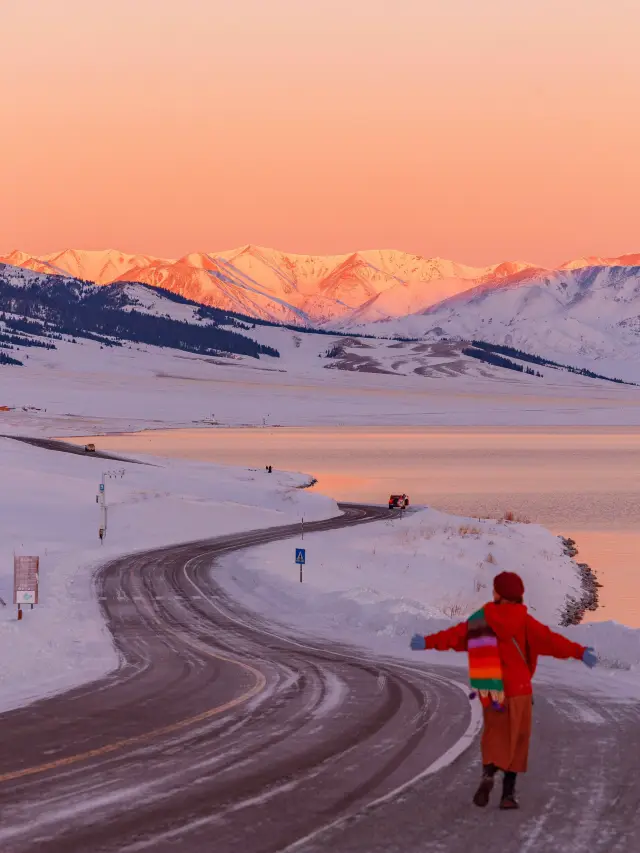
(0, 505), (473, 852)
(0, 506), (638, 852)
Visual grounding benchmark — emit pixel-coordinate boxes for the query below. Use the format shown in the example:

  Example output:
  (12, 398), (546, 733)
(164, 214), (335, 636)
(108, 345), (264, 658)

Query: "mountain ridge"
(0, 245), (542, 326)
(3, 247), (640, 375)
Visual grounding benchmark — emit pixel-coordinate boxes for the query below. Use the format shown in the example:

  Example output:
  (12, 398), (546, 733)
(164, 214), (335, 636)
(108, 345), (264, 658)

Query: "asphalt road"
(1, 434), (142, 464)
(1, 506), (638, 852)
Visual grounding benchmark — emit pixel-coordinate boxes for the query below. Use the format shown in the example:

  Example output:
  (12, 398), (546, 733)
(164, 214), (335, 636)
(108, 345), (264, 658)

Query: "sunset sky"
(3, 0), (639, 266)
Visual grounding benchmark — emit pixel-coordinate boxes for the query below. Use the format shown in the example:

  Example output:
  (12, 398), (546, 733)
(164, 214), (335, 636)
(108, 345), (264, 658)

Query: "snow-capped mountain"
(366, 265), (640, 380)
(0, 246), (536, 326)
(2, 262), (562, 385)
(5, 260), (640, 385)
(1, 250), (62, 277)
(41, 248), (164, 283)
(560, 253), (640, 271)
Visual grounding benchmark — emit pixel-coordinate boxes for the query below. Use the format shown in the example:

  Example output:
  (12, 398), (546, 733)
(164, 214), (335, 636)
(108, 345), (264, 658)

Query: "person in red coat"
(410, 571), (597, 810)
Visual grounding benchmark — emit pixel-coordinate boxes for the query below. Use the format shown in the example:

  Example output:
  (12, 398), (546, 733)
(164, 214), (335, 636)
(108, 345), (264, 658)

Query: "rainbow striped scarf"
(467, 607), (505, 709)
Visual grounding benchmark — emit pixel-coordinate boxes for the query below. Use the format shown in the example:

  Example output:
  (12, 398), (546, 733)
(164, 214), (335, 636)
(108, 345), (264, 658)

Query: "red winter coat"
(422, 602), (586, 697)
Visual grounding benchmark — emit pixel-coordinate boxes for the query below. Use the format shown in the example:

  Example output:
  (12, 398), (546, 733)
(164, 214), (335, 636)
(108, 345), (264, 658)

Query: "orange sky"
(2, 0), (639, 266)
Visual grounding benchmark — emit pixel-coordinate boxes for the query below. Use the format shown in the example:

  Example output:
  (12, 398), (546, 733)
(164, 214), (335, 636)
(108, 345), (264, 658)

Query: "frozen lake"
(69, 426), (640, 627)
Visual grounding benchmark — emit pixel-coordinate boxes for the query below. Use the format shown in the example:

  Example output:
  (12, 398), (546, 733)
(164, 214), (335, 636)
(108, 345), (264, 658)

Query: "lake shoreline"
(559, 536), (602, 626)
(56, 425), (639, 626)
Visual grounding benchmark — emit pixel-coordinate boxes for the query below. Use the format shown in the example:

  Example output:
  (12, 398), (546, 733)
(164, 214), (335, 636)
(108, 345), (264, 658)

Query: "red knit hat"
(493, 571), (525, 602)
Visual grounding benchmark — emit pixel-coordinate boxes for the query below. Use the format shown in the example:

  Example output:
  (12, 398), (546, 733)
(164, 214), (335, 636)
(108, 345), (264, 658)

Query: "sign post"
(98, 481), (106, 539)
(295, 548), (306, 583)
(14, 556), (39, 619)
(97, 469), (124, 541)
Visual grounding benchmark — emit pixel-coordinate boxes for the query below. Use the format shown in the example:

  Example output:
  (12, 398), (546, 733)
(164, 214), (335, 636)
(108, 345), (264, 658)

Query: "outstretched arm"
(527, 615), (586, 660)
(411, 621), (468, 652)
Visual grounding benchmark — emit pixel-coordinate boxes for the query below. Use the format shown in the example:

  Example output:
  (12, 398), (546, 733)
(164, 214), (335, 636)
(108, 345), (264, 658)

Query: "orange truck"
(388, 494), (409, 510)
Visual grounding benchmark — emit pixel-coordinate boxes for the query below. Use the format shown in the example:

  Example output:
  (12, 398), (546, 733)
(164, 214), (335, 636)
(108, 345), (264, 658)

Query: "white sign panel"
(16, 590), (36, 604)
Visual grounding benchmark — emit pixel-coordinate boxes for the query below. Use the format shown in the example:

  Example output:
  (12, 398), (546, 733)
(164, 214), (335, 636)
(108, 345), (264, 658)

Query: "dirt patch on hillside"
(411, 341), (465, 357)
(324, 352), (397, 375)
(338, 337), (375, 349)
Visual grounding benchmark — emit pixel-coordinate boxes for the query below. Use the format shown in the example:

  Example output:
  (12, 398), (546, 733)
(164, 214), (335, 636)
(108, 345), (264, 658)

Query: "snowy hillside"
(0, 264), (279, 361)
(342, 276), (479, 325)
(365, 265), (640, 381)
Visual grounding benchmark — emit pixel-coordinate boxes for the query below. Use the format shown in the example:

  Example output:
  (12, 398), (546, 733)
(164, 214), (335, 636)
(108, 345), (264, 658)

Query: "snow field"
(2, 322), (639, 441)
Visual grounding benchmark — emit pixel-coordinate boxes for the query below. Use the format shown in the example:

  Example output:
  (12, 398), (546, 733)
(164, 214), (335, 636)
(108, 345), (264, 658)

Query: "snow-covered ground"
(218, 508), (578, 634)
(2, 321), (640, 440)
(216, 507), (640, 694)
(0, 437), (335, 713)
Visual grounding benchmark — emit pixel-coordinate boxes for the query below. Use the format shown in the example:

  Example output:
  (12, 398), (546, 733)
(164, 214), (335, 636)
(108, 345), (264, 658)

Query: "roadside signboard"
(14, 556), (39, 605)
(295, 548), (306, 583)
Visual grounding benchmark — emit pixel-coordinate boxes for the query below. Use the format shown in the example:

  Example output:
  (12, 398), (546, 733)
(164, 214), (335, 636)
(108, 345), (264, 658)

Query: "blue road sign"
(99, 484), (105, 492)
(295, 548), (306, 565)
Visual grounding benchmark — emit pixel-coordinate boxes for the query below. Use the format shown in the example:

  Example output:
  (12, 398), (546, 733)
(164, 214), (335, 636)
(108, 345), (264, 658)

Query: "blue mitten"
(410, 633), (426, 651)
(582, 647), (597, 668)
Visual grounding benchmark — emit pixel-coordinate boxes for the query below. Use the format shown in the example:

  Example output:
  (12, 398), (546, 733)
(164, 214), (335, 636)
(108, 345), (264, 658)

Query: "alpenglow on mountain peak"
(1, 245), (636, 327)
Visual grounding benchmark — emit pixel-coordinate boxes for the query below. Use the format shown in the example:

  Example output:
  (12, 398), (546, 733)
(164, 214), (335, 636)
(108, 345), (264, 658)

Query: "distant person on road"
(410, 571), (597, 810)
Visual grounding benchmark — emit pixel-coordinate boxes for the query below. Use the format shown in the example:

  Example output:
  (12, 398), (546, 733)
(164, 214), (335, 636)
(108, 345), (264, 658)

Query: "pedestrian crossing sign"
(295, 548), (306, 564)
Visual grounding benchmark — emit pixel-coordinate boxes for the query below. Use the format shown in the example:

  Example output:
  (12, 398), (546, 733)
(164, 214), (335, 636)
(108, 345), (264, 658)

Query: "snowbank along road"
(0, 506), (638, 852)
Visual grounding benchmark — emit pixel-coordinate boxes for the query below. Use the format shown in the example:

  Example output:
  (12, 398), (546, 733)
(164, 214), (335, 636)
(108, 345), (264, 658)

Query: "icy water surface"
(71, 426), (640, 626)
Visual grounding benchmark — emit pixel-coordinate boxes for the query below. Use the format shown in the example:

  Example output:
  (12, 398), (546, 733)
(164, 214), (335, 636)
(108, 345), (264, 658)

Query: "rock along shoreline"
(559, 536), (602, 626)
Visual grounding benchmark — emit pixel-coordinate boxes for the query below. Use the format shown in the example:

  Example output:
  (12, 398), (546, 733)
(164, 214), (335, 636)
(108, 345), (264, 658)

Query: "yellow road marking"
(0, 654), (267, 785)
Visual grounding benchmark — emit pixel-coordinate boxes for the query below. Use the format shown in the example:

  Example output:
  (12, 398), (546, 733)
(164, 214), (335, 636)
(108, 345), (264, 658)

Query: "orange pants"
(481, 695), (533, 773)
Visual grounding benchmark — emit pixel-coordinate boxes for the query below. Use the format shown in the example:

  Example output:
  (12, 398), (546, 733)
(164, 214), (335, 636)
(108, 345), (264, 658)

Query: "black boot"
(473, 764), (497, 807)
(499, 771), (519, 810)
